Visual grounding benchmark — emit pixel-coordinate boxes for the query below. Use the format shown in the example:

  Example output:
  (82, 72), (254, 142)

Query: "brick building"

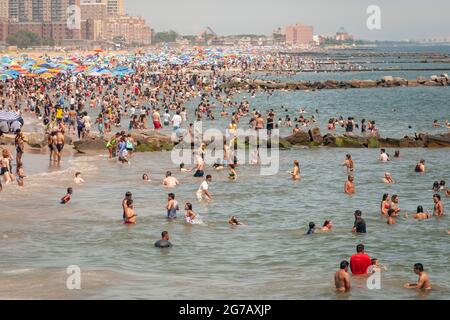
(285, 23), (313, 45)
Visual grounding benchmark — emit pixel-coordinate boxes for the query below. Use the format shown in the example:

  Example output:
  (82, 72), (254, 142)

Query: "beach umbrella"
(40, 73), (54, 79)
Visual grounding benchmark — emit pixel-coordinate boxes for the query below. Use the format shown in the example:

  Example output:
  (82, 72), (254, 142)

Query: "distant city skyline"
(125, 0), (450, 41)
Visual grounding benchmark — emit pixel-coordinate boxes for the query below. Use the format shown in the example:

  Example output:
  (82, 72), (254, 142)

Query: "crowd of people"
(0, 50), (448, 295)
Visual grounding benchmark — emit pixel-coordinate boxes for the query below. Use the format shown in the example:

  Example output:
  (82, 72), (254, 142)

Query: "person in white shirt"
(196, 175), (212, 201)
(172, 110), (182, 131)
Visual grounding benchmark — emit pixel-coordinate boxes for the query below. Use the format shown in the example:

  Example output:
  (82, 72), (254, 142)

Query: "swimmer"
(184, 202), (203, 224)
(433, 194), (444, 216)
(394, 150), (400, 158)
(387, 209), (396, 225)
(163, 171), (179, 187)
(154, 231), (172, 248)
(60, 187), (73, 204)
(142, 173), (151, 181)
(16, 164), (25, 187)
(306, 222), (316, 235)
(404, 263), (432, 290)
(404, 206), (432, 220)
(334, 260), (351, 292)
(390, 195), (401, 216)
(122, 191), (132, 221)
(367, 258), (388, 274)
(344, 175), (355, 195)
(196, 175), (212, 201)
(228, 215), (245, 226)
(179, 162), (191, 173)
(212, 159), (224, 171)
(379, 149), (390, 162)
(166, 193), (179, 219)
(321, 220), (333, 232)
(123, 199), (137, 224)
(414, 159), (425, 173)
(342, 154), (354, 173)
(228, 164), (237, 180)
(288, 160), (300, 180)
(74, 172), (85, 184)
(432, 181), (440, 192)
(184, 202), (197, 224)
(383, 172), (394, 184)
(380, 194), (390, 216)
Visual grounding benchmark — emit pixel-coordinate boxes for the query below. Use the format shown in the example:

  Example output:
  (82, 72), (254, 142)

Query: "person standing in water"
(342, 154), (354, 173)
(196, 175), (212, 201)
(433, 194), (444, 216)
(288, 160), (300, 180)
(155, 231), (172, 248)
(344, 175), (355, 195)
(123, 199), (137, 224)
(55, 130), (65, 163)
(14, 129), (25, 167)
(166, 193), (179, 219)
(122, 191), (132, 222)
(335, 260), (351, 292)
(404, 263), (432, 290)
(415, 159), (426, 173)
(163, 171), (179, 187)
(228, 164), (237, 180)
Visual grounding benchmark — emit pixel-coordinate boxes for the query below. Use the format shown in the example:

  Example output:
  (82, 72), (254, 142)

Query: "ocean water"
(1, 46), (449, 300)
(0, 147), (449, 300)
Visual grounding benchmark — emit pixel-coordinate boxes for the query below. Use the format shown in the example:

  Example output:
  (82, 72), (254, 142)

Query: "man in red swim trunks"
(350, 244), (372, 275)
(153, 108), (162, 130)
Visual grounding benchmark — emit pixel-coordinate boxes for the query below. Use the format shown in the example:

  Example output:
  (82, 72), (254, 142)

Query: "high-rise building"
(81, 0), (106, 20)
(0, 0), (8, 19)
(285, 23), (313, 45)
(102, 15), (151, 44)
(32, 0), (51, 22)
(17, 0), (33, 22)
(106, 0), (124, 16)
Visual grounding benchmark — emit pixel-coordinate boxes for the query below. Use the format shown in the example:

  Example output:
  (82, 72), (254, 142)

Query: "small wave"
(2, 268), (35, 275)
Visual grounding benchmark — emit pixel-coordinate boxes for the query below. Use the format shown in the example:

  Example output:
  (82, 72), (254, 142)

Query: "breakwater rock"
(220, 74), (450, 91)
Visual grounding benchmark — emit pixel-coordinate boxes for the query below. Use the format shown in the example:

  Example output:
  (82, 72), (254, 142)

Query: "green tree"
(153, 30), (178, 43)
(6, 30), (42, 48)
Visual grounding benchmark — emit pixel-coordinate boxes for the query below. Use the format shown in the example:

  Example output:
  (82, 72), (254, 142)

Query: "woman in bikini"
(123, 199), (137, 224)
(380, 193), (390, 216)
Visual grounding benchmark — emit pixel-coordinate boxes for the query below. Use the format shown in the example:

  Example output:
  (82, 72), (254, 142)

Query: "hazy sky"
(125, 0), (450, 40)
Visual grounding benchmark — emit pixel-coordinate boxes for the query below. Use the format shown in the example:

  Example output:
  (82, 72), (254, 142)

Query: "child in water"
(16, 164), (26, 187)
(367, 258), (388, 274)
(61, 187), (73, 204)
(74, 172), (85, 184)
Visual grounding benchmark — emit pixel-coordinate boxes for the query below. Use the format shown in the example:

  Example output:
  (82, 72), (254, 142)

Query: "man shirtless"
(433, 194), (444, 216)
(163, 171), (179, 187)
(404, 263), (432, 290)
(344, 175), (355, 195)
(255, 114), (264, 130)
(335, 260), (351, 292)
(55, 130), (65, 163)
